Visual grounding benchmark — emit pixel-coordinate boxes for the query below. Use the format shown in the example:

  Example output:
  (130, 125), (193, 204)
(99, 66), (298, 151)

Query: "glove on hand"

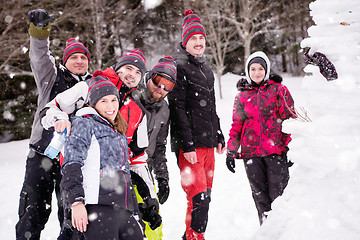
(226, 155), (236, 173)
(139, 198), (162, 230)
(28, 9), (54, 27)
(217, 131), (226, 150)
(303, 48), (338, 81)
(157, 178), (170, 204)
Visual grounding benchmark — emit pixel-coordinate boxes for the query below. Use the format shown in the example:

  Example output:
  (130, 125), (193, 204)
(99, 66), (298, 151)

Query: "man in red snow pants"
(168, 9), (226, 240)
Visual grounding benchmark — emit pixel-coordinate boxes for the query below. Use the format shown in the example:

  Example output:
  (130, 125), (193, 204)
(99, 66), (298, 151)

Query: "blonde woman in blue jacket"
(61, 76), (143, 239)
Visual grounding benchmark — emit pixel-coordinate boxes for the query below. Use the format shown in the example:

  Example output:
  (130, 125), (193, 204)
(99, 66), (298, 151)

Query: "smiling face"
(249, 63), (266, 84)
(185, 34), (206, 57)
(94, 94), (119, 121)
(116, 64), (142, 88)
(65, 53), (89, 75)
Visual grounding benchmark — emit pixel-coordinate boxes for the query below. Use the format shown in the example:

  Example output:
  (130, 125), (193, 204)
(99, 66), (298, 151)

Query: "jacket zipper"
(118, 135), (128, 208)
(257, 87), (264, 156)
(199, 64), (216, 142)
(110, 128), (128, 208)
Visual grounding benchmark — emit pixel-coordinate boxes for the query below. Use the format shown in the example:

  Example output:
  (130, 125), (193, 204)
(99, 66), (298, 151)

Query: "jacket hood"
(245, 51), (271, 84)
(173, 43), (190, 63)
(75, 107), (114, 126)
(59, 63), (91, 83)
(76, 106), (98, 115)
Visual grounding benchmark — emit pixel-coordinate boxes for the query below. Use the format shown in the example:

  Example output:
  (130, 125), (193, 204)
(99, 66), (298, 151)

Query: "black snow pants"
(243, 150), (291, 225)
(83, 204), (143, 240)
(16, 148), (63, 240)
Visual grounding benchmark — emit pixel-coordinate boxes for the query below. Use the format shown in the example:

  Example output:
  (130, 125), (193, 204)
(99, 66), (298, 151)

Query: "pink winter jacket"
(227, 80), (296, 159)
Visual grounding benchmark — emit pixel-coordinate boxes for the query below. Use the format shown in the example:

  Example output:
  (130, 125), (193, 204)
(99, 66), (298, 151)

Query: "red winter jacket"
(227, 80), (296, 159)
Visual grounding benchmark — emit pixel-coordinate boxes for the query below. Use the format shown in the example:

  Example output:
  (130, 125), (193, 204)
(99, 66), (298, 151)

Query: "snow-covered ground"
(2, 71), (359, 239)
(1, 0), (360, 239)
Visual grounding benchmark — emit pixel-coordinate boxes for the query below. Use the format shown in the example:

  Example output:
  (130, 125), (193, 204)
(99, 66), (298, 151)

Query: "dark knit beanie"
(112, 49), (146, 78)
(88, 76), (120, 107)
(248, 57), (267, 73)
(62, 38), (90, 65)
(182, 9), (206, 47)
(150, 56), (177, 82)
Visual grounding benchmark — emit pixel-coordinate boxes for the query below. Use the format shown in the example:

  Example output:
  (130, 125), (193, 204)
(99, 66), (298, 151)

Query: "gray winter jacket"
(139, 87), (170, 181)
(28, 36), (91, 153)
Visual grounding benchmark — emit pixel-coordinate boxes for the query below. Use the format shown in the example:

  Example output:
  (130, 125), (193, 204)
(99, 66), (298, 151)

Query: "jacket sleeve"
(210, 75), (225, 147)
(148, 117), (170, 181)
(61, 117), (92, 206)
(168, 65), (195, 152)
(278, 84), (297, 120)
(227, 93), (246, 154)
(29, 36), (57, 109)
(130, 164), (157, 199)
(216, 115), (225, 147)
(61, 163), (84, 206)
(41, 81), (89, 129)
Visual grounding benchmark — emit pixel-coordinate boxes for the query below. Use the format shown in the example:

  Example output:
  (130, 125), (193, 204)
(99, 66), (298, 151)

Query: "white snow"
(143, 0), (163, 11)
(1, 0), (360, 239)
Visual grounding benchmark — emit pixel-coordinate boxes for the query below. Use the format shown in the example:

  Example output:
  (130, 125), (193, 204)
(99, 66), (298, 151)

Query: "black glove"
(28, 9), (54, 28)
(226, 155), (236, 173)
(303, 48), (338, 81)
(157, 178), (170, 204)
(139, 198), (162, 230)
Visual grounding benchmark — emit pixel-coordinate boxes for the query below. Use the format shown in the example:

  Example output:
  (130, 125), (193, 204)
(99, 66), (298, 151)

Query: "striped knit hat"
(88, 76), (120, 107)
(112, 49), (146, 79)
(62, 38), (90, 65)
(150, 56), (177, 82)
(182, 9), (206, 47)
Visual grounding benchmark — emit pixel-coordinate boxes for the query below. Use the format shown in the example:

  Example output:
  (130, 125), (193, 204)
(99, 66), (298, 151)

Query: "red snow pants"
(178, 148), (215, 240)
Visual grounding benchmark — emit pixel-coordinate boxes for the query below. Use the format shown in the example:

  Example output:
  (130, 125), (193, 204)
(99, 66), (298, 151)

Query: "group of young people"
(16, 8), (297, 240)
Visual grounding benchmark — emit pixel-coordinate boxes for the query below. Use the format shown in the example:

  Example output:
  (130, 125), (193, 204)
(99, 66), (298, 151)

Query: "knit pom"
(91, 70), (105, 79)
(184, 9), (194, 16)
(65, 38), (78, 46)
(164, 56), (174, 60)
(134, 48), (143, 54)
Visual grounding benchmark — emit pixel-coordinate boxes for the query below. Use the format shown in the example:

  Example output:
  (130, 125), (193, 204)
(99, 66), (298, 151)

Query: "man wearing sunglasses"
(167, 10), (226, 240)
(140, 56), (177, 200)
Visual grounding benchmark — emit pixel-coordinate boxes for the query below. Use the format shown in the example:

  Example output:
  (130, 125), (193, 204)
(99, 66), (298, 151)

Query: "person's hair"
(111, 111), (127, 134)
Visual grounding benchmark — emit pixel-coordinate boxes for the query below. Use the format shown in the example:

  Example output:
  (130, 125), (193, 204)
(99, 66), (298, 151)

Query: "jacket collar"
(59, 64), (91, 83)
(75, 107), (114, 127)
(173, 43), (206, 65)
(140, 86), (164, 109)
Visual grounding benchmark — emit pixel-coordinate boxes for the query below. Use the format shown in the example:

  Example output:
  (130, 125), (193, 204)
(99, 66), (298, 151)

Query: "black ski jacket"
(168, 43), (224, 153)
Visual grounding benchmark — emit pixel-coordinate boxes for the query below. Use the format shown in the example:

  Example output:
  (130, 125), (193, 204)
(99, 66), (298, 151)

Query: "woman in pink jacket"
(226, 51), (297, 224)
